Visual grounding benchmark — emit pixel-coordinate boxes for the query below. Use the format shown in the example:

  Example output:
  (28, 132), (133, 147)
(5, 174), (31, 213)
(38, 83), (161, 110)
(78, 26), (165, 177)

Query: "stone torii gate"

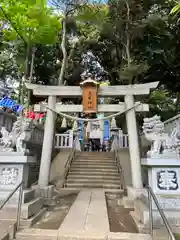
(26, 81), (158, 193)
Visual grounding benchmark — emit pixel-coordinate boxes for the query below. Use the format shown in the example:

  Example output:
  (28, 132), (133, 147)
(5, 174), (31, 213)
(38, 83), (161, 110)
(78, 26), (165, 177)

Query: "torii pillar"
(125, 94), (142, 189)
(38, 96), (56, 187)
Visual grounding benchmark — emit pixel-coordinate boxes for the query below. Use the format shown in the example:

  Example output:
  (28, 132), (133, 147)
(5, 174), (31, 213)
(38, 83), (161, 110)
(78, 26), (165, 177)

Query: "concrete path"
(58, 189), (109, 235)
(16, 189), (151, 240)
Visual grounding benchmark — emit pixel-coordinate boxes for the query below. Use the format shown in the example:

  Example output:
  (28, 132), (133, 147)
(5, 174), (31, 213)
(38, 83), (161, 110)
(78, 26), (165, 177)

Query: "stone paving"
(58, 189), (109, 234)
(16, 189), (151, 240)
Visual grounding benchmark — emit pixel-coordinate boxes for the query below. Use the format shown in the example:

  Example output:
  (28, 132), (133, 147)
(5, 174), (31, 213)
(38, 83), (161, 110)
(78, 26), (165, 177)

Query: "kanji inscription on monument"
(0, 167), (19, 185)
(157, 170), (178, 190)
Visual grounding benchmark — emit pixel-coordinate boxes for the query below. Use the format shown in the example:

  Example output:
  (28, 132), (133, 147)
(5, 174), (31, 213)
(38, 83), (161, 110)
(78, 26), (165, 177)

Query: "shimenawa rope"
(45, 102), (142, 122)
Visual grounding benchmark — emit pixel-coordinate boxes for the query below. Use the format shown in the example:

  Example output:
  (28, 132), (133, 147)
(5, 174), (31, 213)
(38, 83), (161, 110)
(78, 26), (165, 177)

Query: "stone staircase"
(64, 151), (121, 189)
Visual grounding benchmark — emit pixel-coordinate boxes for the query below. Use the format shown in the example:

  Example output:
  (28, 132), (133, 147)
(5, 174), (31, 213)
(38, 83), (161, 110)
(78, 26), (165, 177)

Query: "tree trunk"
(27, 46), (35, 108)
(125, 0), (131, 68)
(58, 18), (67, 85)
(21, 44), (30, 105)
(125, 0), (132, 84)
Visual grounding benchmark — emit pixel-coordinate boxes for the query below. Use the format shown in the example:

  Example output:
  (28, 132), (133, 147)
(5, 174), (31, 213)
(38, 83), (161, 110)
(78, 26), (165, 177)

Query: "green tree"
(0, 0), (61, 104)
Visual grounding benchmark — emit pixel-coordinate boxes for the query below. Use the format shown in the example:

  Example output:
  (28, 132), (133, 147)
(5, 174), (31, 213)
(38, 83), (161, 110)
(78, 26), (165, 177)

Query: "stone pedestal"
(132, 158), (180, 231)
(142, 158), (180, 208)
(0, 153), (36, 205)
(0, 153), (45, 226)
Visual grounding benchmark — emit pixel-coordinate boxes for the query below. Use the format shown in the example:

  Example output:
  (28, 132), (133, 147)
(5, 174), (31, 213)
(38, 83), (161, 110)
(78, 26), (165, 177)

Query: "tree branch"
(27, 46), (35, 107)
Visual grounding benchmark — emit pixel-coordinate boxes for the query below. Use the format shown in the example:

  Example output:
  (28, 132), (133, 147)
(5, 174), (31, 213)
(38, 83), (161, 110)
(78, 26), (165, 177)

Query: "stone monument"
(0, 117), (44, 225)
(132, 115), (180, 231)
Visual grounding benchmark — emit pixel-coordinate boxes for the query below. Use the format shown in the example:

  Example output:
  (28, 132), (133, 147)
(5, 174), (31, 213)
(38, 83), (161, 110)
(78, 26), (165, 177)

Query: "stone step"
(0, 220), (16, 240)
(134, 199), (149, 225)
(20, 208), (46, 228)
(122, 196), (134, 208)
(70, 164), (117, 169)
(66, 178), (120, 184)
(21, 197), (43, 219)
(0, 210), (46, 230)
(0, 198), (43, 220)
(67, 174), (120, 180)
(75, 158), (114, 161)
(75, 157), (114, 161)
(69, 171), (119, 176)
(65, 183), (120, 189)
(16, 230), (152, 240)
(107, 233), (152, 240)
(72, 161), (115, 165)
(16, 229), (57, 240)
(130, 211), (149, 234)
(75, 156), (114, 160)
(70, 168), (118, 173)
(76, 152), (113, 156)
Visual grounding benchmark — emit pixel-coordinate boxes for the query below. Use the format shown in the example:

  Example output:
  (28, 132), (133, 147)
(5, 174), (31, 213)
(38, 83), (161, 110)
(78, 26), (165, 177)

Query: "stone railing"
(164, 114), (180, 158)
(28, 123), (44, 145)
(119, 134), (129, 148)
(0, 111), (17, 132)
(164, 113), (180, 134)
(54, 133), (73, 148)
(54, 131), (81, 151)
(24, 123), (44, 156)
(55, 130), (129, 149)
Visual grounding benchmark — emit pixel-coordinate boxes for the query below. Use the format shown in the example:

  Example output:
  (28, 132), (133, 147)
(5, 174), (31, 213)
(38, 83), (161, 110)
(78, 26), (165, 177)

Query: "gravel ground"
(32, 193), (77, 230)
(106, 194), (138, 233)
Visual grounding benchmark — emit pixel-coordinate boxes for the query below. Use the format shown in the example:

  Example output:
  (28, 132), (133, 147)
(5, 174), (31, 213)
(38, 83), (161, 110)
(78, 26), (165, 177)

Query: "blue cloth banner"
(0, 97), (24, 112)
(104, 120), (110, 140)
(78, 120), (84, 141)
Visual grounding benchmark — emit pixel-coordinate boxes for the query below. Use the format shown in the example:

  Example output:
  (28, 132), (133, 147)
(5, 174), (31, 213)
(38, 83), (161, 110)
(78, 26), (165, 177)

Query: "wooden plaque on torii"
(80, 78), (99, 113)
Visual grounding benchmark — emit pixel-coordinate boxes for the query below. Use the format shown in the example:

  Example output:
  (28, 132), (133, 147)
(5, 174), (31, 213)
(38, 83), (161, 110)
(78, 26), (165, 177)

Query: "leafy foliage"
(0, 0), (180, 119)
(0, 0), (61, 44)
(170, 2), (180, 16)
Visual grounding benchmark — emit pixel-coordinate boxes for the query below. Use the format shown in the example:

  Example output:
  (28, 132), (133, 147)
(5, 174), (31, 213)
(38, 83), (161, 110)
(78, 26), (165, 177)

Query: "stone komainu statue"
(0, 117), (34, 154)
(142, 115), (180, 159)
